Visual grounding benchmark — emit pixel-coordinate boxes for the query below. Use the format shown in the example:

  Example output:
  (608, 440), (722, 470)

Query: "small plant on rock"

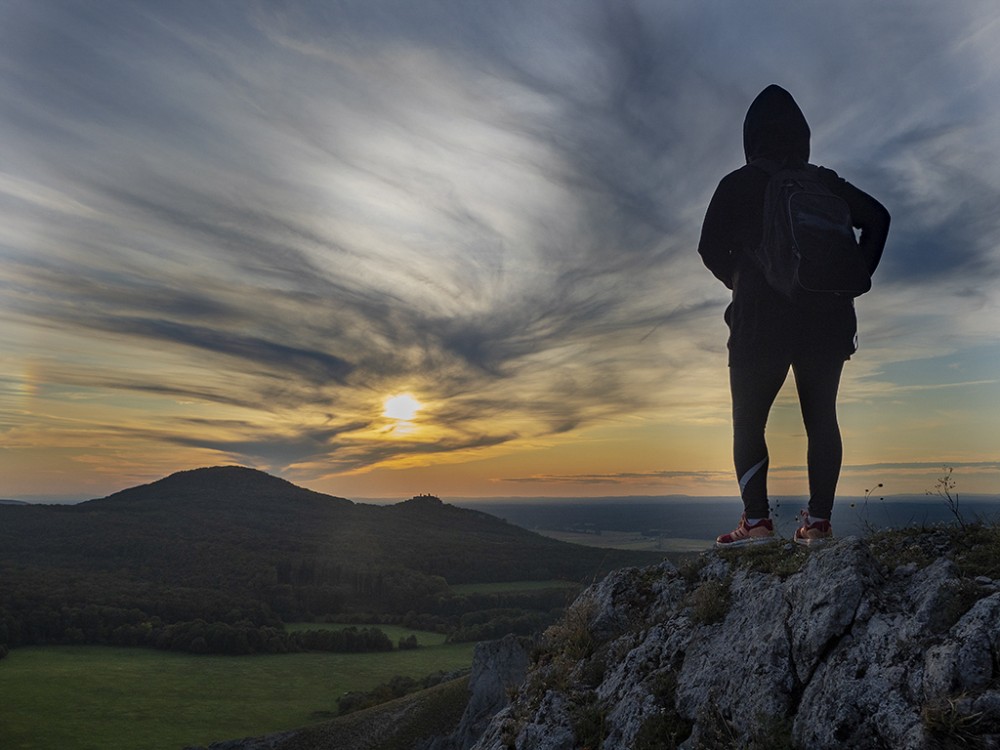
(694, 700), (742, 748)
(949, 523), (1000, 579)
(634, 709), (693, 750)
(922, 693), (987, 748)
(688, 578), (731, 626)
(677, 554), (708, 587)
(929, 467), (967, 530)
(850, 482), (887, 535)
(869, 526), (938, 571)
(570, 691), (607, 750)
(634, 669), (693, 750)
(937, 578), (984, 632)
(544, 599), (597, 662)
(718, 541), (809, 578)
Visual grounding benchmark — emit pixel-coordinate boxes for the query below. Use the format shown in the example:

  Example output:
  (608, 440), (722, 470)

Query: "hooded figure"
(699, 84), (888, 364)
(698, 84), (890, 547)
(743, 83), (810, 166)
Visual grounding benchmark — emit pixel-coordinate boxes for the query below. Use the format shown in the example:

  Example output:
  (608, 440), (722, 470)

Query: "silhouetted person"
(699, 84), (890, 546)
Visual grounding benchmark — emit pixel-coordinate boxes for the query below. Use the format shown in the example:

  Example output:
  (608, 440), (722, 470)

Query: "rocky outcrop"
(467, 534), (1000, 749)
(419, 635), (533, 750)
(452, 635), (533, 749)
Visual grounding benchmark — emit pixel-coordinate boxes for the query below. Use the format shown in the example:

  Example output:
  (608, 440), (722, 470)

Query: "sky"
(2, 0), (999, 502)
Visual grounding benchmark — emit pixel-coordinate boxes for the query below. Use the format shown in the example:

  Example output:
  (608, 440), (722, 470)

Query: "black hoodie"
(698, 85), (890, 366)
(743, 84), (810, 165)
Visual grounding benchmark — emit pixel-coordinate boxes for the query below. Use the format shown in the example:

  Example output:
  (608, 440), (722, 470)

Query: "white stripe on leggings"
(738, 456), (768, 497)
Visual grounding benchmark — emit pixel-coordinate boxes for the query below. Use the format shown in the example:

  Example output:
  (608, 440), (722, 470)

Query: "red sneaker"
(794, 511), (833, 546)
(715, 513), (774, 548)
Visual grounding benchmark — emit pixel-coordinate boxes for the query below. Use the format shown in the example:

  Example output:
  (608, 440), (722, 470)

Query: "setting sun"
(2, 2), (999, 504)
(383, 394), (422, 422)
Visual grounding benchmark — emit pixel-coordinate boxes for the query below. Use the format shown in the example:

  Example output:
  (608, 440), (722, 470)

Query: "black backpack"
(753, 159), (871, 302)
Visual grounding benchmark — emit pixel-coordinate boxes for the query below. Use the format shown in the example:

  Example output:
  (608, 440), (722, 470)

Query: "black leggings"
(730, 356), (844, 520)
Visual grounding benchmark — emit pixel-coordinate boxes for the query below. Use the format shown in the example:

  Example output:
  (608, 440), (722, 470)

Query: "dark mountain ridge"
(4, 466), (563, 577)
(83, 465), (355, 511)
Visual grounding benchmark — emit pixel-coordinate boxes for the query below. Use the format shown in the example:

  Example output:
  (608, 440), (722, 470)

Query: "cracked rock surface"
(464, 535), (1000, 750)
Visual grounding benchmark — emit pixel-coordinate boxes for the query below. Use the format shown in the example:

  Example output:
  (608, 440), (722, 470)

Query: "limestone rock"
(469, 531), (1000, 750)
(443, 634), (533, 750)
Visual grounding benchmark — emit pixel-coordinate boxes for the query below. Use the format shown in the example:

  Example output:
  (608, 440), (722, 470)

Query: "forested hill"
(81, 465), (356, 512)
(0, 467), (661, 641)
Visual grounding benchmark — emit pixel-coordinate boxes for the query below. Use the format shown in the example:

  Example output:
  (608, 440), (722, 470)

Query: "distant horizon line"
(8, 491), (1000, 506)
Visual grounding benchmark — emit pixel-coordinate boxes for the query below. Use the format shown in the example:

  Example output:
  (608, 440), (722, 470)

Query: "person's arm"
(819, 168), (891, 274)
(698, 174), (745, 289)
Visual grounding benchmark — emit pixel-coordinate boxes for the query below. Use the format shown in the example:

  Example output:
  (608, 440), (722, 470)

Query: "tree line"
(0, 476), (662, 660)
(0, 583), (577, 655)
(0, 556), (582, 656)
(0, 601), (396, 656)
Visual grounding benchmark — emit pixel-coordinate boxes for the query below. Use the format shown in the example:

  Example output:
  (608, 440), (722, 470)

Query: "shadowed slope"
(0, 467), (662, 628)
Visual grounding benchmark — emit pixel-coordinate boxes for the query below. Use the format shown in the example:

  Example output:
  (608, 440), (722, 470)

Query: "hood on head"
(743, 84), (810, 164)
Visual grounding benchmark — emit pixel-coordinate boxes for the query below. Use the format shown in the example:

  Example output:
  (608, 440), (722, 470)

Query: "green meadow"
(447, 579), (582, 594)
(0, 631), (474, 750)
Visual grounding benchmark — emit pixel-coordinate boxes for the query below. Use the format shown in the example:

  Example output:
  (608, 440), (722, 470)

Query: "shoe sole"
(715, 536), (774, 548)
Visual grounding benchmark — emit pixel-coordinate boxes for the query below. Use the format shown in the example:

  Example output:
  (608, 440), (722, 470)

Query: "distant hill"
(43, 465), (654, 582)
(0, 499), (28, 506)
(0, 466), (661, 646)
(85, 465), (354, 511)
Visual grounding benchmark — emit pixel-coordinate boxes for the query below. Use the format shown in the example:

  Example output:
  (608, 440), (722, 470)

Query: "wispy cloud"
(1, 1), (999, 495)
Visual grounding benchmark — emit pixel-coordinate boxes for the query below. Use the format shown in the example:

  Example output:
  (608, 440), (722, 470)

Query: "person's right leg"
(716, 359), (789, 546)
(730, 360), (790, 519)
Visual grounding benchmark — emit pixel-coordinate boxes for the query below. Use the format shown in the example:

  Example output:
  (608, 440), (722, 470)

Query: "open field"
(535, 528), (713, 553)
(0, 638), (474, 750)
(448, 579), (582, 594)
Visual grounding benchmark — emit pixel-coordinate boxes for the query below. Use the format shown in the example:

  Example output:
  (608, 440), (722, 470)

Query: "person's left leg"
(791, 356), (845, 521)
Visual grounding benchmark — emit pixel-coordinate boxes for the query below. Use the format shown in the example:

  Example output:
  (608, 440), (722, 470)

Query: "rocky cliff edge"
(460, 528), (1000, 750)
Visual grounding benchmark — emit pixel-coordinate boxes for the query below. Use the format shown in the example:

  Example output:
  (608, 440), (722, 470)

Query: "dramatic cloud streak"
(1, 1), (998, 498)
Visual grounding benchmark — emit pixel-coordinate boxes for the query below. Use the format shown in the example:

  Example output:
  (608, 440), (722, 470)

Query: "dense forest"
(0, 466), (661, 654)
